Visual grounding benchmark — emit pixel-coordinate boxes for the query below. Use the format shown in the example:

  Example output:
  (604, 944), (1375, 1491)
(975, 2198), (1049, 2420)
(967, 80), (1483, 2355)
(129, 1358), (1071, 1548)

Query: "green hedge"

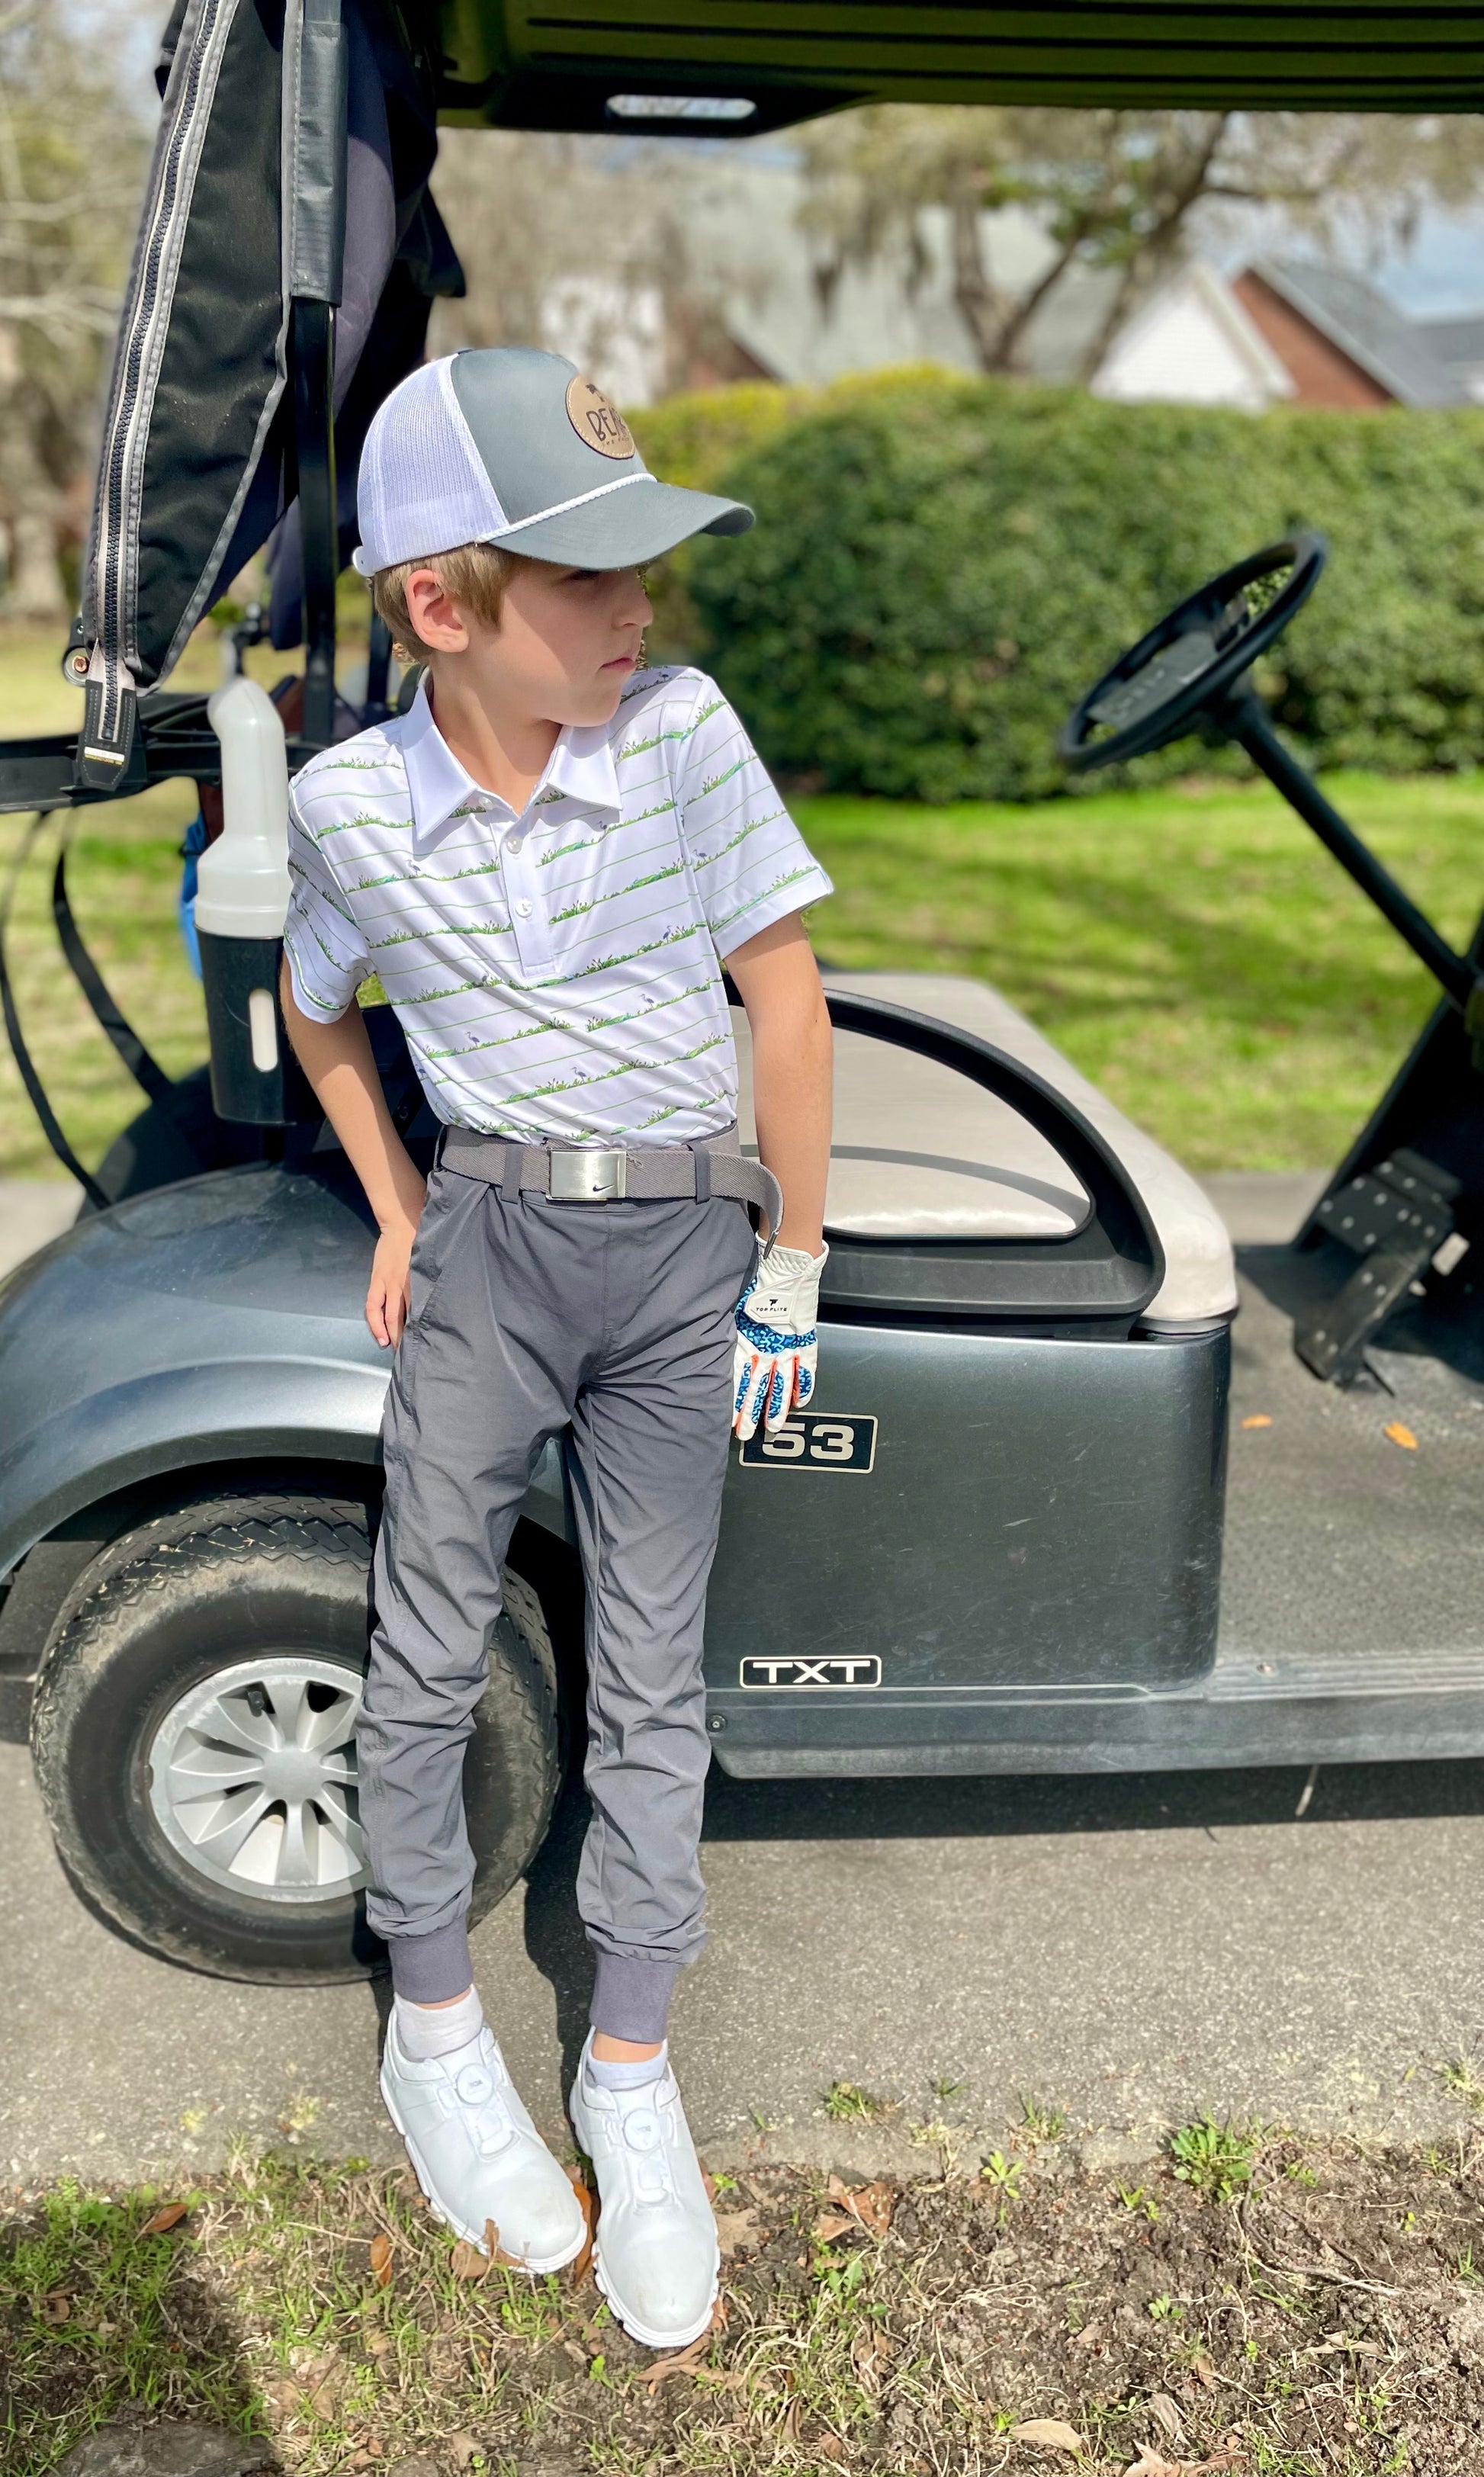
(633, 372), (1484, 802)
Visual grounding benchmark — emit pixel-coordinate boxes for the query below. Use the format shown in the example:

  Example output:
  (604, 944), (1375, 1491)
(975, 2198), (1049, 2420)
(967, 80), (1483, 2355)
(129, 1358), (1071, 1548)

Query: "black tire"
(29, 1492), (561, 1984)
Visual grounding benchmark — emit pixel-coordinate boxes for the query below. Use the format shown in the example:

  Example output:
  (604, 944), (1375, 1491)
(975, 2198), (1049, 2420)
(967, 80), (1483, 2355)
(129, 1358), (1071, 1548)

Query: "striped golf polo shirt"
(283, 665), (834, 1146)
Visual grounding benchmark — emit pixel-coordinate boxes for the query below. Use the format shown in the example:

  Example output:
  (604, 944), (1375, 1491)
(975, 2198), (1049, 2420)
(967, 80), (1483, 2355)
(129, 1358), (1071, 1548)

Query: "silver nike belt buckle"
(549, 1149), (628, 1203)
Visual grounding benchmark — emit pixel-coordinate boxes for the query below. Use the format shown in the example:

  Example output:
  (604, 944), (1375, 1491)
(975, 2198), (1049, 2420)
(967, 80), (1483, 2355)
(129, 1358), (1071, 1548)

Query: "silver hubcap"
(146, 1656), (366, 1904)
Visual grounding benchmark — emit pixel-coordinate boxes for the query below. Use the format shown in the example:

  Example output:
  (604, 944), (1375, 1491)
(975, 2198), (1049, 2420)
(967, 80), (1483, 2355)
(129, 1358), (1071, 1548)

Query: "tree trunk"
(6, 493), (65, 620)
(997, 220), (1092, 374)
(1075, 111), (1232, 384)
(0, 410), (66, 620)
(949, 185), (1016, 371)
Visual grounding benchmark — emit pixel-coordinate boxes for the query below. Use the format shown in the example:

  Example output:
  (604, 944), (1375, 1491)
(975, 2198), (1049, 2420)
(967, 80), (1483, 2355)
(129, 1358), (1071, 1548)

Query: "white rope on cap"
(486, 471), (656, 540)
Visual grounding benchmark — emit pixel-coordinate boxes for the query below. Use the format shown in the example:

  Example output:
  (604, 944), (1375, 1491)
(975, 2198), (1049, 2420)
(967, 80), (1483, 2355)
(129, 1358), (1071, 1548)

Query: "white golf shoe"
(380, 2016), (586, 2274)
(567, 2032), (719, 2350)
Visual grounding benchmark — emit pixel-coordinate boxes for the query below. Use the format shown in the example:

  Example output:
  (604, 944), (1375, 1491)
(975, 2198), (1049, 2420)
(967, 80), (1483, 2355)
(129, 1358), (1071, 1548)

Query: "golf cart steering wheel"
(1059, 534), (1326, 773)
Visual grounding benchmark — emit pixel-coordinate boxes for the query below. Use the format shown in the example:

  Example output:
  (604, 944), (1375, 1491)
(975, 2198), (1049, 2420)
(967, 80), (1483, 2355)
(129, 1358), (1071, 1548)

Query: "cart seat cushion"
(734, 1007), (1089, 1241)
(733, 971), (1237, 1325)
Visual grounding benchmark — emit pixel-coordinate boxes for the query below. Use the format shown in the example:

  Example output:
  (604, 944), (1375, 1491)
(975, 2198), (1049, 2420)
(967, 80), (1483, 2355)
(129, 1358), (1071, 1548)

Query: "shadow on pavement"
(514, 1751), (1484, 2087)
(699, 1753), (1484, 1842)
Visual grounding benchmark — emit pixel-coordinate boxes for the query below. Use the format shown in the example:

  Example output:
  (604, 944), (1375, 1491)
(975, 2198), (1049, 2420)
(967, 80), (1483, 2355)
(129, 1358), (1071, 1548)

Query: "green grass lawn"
(795, 769), (1484, 1171)
(0, 611), (1479, 1180)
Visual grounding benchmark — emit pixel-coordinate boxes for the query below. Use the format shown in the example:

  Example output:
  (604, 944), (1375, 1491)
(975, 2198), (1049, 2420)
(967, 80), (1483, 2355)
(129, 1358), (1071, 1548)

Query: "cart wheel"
(29, 1493), (561, 1984)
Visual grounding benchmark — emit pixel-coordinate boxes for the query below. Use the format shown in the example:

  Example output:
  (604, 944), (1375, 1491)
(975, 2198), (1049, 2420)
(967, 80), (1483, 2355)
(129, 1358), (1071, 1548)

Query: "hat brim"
(483, 477), (753, 570)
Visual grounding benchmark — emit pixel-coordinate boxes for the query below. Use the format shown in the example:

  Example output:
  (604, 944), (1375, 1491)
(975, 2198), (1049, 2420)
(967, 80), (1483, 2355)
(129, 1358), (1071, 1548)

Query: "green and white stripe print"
(283, 667), (832, 1146)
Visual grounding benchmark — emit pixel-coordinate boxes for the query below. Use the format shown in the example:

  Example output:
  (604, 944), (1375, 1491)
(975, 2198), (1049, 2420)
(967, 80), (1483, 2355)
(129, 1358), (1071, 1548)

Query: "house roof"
(1251, 256), (1467, 407)
(1419, 316), (1484, 382)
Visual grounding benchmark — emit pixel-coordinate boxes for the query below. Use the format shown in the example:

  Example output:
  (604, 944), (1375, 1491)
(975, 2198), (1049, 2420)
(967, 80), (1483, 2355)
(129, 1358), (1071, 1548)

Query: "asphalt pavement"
(6, 1740), (1484, 2186)
(6, 1168), (1484, 2186)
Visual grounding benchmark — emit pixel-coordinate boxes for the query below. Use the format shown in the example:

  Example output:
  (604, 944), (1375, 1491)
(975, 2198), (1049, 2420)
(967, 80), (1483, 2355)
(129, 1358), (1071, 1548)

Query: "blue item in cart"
(178, 811), (207, 979)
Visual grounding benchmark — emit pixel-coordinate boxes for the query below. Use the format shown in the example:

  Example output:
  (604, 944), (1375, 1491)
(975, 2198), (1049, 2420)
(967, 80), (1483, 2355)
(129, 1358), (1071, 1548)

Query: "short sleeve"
(673, 679), (833, 959)
(283, 779), (372, 1019)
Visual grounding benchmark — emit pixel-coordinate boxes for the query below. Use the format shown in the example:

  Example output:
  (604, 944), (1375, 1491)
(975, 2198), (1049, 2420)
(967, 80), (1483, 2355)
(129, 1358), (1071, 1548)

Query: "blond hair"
(369, 541), (521, 657)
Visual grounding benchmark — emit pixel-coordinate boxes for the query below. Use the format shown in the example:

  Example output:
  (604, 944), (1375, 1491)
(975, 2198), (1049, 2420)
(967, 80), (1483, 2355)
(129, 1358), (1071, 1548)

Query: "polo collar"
(400, 677), (622, 843)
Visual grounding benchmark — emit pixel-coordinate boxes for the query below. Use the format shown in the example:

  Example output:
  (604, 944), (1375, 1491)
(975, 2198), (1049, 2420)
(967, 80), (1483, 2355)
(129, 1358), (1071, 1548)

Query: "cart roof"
(432, 2), (1484, 129)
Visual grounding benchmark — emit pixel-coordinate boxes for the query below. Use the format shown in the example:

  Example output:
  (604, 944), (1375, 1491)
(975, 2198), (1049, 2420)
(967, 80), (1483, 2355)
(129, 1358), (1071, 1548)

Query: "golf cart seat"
(734, 972), (1236, 1329)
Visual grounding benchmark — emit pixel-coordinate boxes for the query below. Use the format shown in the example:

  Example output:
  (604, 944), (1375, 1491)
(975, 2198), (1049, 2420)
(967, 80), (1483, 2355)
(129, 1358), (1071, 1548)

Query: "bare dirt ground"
(7, 2109), (1484, 2477)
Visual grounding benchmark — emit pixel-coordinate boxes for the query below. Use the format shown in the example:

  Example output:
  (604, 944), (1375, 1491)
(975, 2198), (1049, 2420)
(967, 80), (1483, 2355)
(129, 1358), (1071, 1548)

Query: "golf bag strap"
(441, 1123), (782, 1234)
(51, 830), (207, 1162)
(53, 835), (172, 1113)
(0, 815), (109, 1210)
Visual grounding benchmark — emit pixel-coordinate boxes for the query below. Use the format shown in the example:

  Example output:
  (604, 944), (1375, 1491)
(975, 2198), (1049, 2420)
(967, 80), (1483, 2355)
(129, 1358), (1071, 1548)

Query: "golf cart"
(2, 2), (1482, 1986)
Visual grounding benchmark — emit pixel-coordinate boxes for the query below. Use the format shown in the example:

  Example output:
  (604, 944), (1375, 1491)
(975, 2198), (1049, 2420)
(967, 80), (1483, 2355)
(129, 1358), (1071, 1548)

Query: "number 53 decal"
(738, 1412), (877, 1473)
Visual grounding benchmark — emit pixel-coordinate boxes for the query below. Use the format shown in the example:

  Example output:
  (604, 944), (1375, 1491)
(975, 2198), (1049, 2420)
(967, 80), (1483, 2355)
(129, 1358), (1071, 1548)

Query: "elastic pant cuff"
(589, 1951), (683, 2045)
(386, 1918), (474, 2006)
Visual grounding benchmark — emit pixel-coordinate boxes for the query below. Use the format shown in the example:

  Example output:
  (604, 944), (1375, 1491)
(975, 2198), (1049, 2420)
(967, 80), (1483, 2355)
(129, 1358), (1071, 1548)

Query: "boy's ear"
(403, 567), (471, 654)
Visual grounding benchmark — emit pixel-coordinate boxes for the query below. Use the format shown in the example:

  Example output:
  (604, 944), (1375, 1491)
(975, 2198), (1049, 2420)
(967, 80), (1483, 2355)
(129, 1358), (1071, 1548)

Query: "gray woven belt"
(440, 1122), (782, 1234)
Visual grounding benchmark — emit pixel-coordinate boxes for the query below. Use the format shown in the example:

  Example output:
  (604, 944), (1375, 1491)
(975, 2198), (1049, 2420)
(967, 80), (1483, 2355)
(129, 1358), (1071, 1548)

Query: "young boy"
(280, 345), (834, 2350)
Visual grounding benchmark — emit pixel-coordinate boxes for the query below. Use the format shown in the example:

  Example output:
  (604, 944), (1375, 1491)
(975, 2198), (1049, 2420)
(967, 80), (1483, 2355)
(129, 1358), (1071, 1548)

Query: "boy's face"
(409, 555), (653, 729)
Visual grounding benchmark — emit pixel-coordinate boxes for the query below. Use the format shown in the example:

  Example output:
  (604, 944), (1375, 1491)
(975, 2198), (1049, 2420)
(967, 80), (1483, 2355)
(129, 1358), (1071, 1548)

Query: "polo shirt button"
(506, 834), (524, 855)
(515, 898), (533, 920)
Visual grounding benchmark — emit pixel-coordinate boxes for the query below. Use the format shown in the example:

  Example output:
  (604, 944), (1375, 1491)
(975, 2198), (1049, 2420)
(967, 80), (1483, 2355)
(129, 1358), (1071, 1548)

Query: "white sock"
(394, 1985), (483, 2062)
(586, 2038), (667, 2090)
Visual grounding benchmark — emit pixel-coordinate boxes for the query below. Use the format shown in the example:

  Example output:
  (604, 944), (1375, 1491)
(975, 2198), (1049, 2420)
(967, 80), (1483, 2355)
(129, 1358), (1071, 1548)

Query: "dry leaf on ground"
(1122, 2450), (1243, 2476)
(1069, 2318), (1106, 2350)
(368, 2231), (393, 2289)
(450, 2238), (490, 2279)
(139, 2202), (189, 2236)
(1384, 1421), (1418, 1450)
(638, 2331), (713, 2390)
(297, 2353), (345, 2420)
(852, 2326), (892, 2392)
(566, 2166), (596, 2288)
(634, 2298), (727, 2389)
(42, 2291), (70, 2324)
(1010, 2418), (1085, 2454)
(813, 2209), (856, 2245)
(1191, 2351), (1218, 2388)
(714, 2206), (761, 2257)
(842, 2177), (895, 2234)
(1149, 2393), (1184, 2440)
(817, 2439), (844, 2461)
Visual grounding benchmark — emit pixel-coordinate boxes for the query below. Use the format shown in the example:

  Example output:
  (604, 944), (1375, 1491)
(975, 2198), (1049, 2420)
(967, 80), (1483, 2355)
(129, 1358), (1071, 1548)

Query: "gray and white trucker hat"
(352, 346), (753, 577)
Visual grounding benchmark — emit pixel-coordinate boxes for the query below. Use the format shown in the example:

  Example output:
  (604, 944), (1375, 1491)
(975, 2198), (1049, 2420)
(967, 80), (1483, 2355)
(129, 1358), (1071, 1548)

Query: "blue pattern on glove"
(734, 1306), (816, 1351)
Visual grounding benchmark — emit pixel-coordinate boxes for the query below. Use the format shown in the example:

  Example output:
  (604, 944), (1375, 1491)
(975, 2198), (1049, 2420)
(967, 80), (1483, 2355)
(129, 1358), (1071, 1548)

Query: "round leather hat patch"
(565, 374), (635, 461)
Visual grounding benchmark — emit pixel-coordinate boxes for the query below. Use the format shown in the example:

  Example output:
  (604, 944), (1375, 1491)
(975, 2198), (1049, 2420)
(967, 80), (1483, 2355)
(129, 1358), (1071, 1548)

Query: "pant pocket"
(402, 1165), (480, 1343)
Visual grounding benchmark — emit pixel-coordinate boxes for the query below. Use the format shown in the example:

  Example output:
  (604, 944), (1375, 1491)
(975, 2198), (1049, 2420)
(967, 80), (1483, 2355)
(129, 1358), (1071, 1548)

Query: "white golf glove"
(732, 1242), (829, 1441)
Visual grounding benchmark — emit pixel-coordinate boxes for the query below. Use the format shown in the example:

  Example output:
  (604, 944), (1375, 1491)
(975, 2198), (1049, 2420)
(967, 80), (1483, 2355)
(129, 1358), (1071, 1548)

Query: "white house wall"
(1092, 266), (1293, 411)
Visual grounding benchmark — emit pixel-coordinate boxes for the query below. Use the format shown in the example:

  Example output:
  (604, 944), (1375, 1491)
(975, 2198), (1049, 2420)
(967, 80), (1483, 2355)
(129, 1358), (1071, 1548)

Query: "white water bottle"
(198, 677), (310, 1123)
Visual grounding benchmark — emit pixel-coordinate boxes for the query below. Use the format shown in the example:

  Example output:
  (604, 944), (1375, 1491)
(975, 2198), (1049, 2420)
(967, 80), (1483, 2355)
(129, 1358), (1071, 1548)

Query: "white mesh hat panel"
(352, 358), (507, 576)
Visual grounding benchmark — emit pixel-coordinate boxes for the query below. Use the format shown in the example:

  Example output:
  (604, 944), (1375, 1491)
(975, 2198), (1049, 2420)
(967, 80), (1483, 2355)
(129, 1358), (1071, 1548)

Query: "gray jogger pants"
(360, 1158), (757, 2040)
